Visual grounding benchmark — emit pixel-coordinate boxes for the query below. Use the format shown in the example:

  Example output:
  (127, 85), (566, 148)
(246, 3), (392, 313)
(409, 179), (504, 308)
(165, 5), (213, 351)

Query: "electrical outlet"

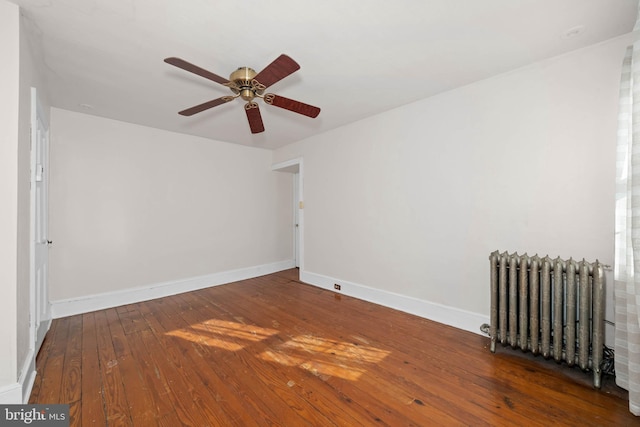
(334, 284), (341, 291)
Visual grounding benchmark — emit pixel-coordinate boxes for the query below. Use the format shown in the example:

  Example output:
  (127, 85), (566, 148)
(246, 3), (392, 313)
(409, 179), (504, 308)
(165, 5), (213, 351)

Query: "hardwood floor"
(30, 269), (637, 426)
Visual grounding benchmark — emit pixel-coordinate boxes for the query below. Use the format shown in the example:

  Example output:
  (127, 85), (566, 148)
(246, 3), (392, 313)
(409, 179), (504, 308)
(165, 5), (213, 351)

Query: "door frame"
(293, 172), (300, 267)
(272, 158), (304, 270)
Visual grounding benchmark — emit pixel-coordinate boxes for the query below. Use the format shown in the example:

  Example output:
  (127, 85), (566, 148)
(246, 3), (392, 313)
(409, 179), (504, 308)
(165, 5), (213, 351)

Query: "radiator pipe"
(566, 259), (577, 367)
(489, 252), (498, 353)
(499, 253), (508, 347)
(530, 255), (540, 355)
(509, 254), (519, 349)
(541, 258), (551, 358)
(518, 254), (530, 351)
(578, 260), (590, 370)
(553, 257), (564, 362)
(592, 261), (605, 389)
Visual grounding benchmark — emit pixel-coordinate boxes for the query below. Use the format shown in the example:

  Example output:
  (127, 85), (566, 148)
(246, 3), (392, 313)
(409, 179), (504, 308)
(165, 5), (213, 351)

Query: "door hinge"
(35, 164), (44, 182)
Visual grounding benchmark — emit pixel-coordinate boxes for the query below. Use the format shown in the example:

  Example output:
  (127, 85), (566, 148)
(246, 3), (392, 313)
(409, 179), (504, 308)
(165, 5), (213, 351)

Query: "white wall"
(274, 35), (631, 336)
(0, 0), (49, 403)
(49, 109), (293, 305)
(0, 0), (20, 391)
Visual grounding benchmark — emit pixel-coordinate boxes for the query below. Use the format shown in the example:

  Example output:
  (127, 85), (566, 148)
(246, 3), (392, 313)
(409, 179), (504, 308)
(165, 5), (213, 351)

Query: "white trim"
(293, 173), (300, 267)
(300, 270), (489, 336)
(51, 260), (295, 319)
(271, 157), (302, 173)
(0, 348), (36, 404)
(35, 319), (51, 355)
(0, 383), (21, 404)
(19, 348), (36, 404)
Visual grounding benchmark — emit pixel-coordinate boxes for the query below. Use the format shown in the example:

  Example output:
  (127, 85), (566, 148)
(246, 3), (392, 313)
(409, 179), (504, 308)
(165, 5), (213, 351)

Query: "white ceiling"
(11, 0), (639, 150)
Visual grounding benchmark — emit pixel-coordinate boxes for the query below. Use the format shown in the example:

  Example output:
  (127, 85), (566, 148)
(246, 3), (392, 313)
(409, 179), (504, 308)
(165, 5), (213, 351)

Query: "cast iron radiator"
(488, 251), (605, 388)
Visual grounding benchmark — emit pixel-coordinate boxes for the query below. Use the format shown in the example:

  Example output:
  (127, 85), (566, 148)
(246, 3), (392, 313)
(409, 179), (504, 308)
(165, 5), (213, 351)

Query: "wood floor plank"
(139, 303), (253, 426)
(60, 315), (83, 405)
(29, 319), (58, 403)
(95, 309), (133, 426)
(117, 304), (151, 335)
(124, 330), (178, 421)
(30, 269), (638, 426)
(136, 326), (219, 426)
(80, 312), (107, 426)
(107, 308), (159, 426)
(36, 316), (69, 404)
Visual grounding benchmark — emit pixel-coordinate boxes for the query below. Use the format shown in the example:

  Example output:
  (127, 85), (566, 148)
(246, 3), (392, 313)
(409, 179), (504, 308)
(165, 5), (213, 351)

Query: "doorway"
(272, 158), (303, 270)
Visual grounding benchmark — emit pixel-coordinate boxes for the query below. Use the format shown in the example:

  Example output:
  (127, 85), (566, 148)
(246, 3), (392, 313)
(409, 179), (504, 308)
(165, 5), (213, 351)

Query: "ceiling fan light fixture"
(239, 88), (255, 101)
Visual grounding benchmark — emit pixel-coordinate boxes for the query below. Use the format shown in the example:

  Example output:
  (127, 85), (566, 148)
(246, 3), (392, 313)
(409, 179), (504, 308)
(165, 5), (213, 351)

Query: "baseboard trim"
(49, 262), (485, 335)
(51, 260), (295, 318)
(0, 347), (36, 404)
(0, 383), (21, 404)
(35, 318), (52, 356)
(300, 270), (488, 336)
(20, 348), (36, 404)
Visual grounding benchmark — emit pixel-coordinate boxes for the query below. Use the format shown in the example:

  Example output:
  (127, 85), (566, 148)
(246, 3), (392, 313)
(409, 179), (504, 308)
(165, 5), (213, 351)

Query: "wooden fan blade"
(164, 57), (230, 85)
(178, 97), (233, 116)
(252, 54), (300, 89)
(245, 102), (265, 133)
(264, 94), (320, 118)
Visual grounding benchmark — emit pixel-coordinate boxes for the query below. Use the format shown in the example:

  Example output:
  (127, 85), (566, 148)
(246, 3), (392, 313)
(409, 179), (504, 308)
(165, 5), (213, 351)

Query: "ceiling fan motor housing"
(229, 67), (260, 100)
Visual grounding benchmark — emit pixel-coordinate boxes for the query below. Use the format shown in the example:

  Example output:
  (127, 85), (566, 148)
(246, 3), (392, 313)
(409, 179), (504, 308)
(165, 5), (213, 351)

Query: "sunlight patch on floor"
(259, 334), (390, 381)
(166, 319), (279, 351)
(167, 320), (390, 381)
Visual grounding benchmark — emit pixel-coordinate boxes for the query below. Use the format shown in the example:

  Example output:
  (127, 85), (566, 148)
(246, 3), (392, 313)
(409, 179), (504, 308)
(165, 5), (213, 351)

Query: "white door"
(30, 87), (51, 353)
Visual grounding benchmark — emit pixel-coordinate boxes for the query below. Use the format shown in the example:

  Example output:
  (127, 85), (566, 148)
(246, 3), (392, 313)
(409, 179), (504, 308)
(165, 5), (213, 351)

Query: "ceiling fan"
(164, 54), (320, 134)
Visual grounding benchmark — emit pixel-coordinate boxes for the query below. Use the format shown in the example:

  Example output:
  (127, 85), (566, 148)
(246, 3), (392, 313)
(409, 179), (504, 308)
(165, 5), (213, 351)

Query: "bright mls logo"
(0, 405), (69, 426)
